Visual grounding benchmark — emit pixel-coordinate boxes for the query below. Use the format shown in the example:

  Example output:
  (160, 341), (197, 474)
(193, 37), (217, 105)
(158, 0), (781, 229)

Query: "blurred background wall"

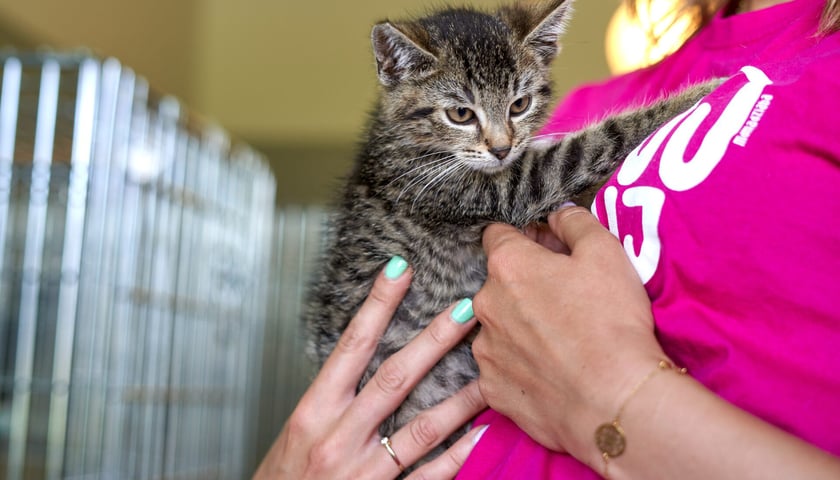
(0, 0), (615, 205)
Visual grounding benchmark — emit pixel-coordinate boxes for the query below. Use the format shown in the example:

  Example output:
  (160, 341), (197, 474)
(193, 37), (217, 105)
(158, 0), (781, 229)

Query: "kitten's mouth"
(465, 150), (521, 174)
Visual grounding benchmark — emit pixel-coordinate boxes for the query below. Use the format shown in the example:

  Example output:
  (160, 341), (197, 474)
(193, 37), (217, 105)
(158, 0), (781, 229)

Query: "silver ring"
(380, 436), (406, 472)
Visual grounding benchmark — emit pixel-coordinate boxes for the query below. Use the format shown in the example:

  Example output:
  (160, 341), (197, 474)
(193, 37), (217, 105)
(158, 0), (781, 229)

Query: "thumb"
(547, 206), (615, 255)
(481, 222), (532, 256)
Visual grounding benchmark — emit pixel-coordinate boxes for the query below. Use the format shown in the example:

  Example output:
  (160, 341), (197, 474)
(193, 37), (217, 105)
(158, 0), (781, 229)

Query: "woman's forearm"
(575, 368), (840, 480)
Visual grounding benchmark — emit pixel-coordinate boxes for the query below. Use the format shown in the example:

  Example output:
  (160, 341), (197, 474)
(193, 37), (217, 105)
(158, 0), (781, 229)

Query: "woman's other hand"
(254, 259), (487, 479)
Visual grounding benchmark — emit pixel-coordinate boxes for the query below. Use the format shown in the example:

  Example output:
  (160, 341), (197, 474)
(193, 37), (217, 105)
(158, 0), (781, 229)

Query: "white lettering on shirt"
(621, 186), (665, 283)
(603, 66), (774, 283)
(733, 94), (774, 147)
(660, 66), (772, 192)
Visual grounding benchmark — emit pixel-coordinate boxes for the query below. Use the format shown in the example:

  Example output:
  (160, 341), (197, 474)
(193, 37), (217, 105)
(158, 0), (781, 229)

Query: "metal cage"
(0, 53), (281, 479)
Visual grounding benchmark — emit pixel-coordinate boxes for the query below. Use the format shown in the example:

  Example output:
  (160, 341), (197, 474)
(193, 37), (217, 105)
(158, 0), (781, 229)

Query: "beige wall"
(0, 0), (199, 104)
(192, 0), (615, 144)
(0, 0), (617, 203)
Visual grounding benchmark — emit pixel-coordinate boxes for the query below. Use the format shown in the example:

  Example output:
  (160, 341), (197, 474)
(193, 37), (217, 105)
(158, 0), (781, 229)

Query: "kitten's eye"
(509, 96), (532, 116)
(445, 107), (476, 125)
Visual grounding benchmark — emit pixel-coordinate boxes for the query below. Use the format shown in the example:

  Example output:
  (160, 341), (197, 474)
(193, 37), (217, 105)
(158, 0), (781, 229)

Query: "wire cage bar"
(254, 206), (324, 458)
(0, 53), (277, 479)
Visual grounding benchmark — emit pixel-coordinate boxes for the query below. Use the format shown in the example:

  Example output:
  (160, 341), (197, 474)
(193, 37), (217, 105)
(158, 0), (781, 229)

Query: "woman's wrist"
(582, 356), (690, 477)
(595, 364), (695, 479)
(572, 361), (840, 480)
(560, 338), (673, 474)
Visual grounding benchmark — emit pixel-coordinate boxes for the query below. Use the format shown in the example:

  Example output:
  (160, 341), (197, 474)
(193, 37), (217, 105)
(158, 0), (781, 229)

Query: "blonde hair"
(625, 0), (840, 48)
(822, 0), (840, 34)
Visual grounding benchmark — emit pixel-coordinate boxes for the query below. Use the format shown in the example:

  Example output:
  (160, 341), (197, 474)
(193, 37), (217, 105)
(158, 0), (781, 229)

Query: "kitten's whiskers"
(389, 155), (455, 188)
(405, 150), (450, 164)
(528, 132), (571, 142)
(396, 155), (459, 204)
(410, 161), (468, 213)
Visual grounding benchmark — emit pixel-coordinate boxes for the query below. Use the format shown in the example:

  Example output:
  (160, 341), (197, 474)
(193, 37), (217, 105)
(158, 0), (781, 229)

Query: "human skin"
(471, 206), (840, 479)
(253, 266), (487, 480)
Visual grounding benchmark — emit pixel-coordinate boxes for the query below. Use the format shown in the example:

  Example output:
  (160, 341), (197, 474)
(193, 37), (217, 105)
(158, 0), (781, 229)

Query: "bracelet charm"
(595, 421), (626, 458)
(595, 359), (687, 478)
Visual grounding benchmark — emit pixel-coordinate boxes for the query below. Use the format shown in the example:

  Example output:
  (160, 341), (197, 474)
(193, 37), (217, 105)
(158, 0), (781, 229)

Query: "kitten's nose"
(489, 146), (511, 160)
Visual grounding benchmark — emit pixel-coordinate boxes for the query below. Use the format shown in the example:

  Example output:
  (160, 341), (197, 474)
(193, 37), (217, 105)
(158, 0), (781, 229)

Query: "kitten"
(305, 0), (718, 462)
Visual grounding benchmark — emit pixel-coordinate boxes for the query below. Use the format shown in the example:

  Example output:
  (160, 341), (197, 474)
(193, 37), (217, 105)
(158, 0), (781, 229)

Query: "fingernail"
(451, 298), (474, 324)
(560, 201), (576, 208)
(384, 256), (409, 279)
(473, 425), (489, 445)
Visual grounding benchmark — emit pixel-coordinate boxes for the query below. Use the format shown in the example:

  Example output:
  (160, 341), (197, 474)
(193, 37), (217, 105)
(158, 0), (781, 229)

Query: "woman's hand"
(472, 206), (665, 457)
(472, 207), (840, 479)
(254, 260), (487, 479)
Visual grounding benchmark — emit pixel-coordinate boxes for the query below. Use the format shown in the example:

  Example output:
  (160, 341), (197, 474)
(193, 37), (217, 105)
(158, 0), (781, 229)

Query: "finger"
(389, 382), (487, 476)
(524, 223), (570, 254)
(344, 300), (479, 436)
(481, 222), (531, 256)
(310, 260), (412, 403)
(405, 423), (489, 480)
(547, 206), (615, 255)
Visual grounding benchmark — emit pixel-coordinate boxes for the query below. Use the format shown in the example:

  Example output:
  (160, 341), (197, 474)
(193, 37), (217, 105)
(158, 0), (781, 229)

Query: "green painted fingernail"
(451, 298), (474, 324)
(384, 256), (408, 279)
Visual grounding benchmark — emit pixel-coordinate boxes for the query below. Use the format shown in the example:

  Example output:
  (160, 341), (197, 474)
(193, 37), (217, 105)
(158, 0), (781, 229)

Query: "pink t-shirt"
(459, 0), (840, 478)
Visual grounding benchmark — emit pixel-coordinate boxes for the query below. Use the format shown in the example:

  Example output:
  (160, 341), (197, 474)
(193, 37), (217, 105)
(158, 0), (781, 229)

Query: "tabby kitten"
(305, 0), (717, 459)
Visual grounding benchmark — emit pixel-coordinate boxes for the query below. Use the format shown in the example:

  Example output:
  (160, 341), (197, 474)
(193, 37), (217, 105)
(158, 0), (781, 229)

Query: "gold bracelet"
(594, 360), (687, 478)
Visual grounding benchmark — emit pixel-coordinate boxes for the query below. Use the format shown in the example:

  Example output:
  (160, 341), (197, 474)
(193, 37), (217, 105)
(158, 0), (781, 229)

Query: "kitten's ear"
(500, 0), (573, 65)
(371, 22), (437, 87)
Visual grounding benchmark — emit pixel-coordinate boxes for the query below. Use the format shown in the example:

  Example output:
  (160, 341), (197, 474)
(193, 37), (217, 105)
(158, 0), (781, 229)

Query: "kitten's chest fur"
(307, 174), (489, 440)
(326, 172), (489, 332)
